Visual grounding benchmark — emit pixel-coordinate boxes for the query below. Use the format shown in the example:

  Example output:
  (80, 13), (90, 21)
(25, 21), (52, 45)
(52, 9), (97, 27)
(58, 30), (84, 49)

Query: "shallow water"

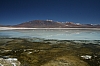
(0, 29), (100, 40)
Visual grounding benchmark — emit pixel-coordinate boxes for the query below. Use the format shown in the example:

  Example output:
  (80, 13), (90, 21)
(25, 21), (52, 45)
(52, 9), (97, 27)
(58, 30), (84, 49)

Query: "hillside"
(1, 20), (100, 28)
(13, 20), (100, 28)
(13, 20), (66, 28)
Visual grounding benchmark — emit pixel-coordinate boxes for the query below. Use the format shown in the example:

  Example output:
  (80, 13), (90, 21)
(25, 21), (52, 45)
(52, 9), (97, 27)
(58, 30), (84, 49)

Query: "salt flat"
(0, 27), (100, 30)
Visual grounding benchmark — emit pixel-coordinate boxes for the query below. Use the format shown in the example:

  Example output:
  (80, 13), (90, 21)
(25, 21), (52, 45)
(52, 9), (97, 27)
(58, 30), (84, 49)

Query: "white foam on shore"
(0, 27), (100, 30)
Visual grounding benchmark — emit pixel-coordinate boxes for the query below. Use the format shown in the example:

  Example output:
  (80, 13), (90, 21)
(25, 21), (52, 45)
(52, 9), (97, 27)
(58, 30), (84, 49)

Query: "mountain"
(2, 20), (100, 28)
(0, 24), (12, 27)
(13, 20), (66, 28)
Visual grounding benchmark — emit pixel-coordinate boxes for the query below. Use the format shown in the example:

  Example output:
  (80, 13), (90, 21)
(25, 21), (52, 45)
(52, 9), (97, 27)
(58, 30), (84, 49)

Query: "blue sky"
(0, 0), (100, 25)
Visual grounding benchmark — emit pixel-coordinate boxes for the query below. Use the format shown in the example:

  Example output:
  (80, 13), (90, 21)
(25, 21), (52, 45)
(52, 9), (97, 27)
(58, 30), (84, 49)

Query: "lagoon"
(0, 29), (100, 40)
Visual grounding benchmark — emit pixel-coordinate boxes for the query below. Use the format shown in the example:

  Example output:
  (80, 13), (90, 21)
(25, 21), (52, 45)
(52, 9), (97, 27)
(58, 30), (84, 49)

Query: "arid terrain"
(0, 38), (100, 66)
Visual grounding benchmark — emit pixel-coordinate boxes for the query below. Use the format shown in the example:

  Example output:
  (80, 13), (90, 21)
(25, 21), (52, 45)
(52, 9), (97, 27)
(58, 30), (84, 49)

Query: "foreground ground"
(0, 38), (100, 66)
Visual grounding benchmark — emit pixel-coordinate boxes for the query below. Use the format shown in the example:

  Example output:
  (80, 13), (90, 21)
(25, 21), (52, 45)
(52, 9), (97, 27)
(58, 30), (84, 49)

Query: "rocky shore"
(0, 38), (100, 66)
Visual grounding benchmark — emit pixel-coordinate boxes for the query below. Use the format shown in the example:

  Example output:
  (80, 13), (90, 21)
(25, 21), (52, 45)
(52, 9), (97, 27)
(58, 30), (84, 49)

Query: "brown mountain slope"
(13, 20), (100, 28)
(14, 20), (66, 28)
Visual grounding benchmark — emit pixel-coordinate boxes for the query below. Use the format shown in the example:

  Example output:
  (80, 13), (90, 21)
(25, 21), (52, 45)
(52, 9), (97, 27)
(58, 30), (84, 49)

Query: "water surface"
(0, 29), (100, 40)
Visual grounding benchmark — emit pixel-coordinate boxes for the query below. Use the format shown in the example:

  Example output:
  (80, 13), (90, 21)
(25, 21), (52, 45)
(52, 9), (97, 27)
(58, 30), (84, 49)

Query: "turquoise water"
(0, 29), (100, 40)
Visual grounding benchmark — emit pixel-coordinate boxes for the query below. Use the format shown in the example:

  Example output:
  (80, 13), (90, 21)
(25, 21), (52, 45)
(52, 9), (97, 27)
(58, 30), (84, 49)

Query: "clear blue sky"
(0, 0), (100, 25)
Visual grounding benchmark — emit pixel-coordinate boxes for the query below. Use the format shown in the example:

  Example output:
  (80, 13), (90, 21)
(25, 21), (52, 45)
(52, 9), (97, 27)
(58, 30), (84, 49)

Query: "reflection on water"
(0, 29), (100, 40)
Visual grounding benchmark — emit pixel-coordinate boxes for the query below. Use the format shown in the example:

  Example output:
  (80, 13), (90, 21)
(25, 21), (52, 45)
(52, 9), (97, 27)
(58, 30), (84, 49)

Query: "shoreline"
(0, 27), (100, 30)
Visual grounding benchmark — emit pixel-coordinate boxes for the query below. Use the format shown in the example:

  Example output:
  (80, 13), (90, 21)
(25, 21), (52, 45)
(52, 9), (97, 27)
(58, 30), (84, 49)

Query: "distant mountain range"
(1, 20), (100, 28)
